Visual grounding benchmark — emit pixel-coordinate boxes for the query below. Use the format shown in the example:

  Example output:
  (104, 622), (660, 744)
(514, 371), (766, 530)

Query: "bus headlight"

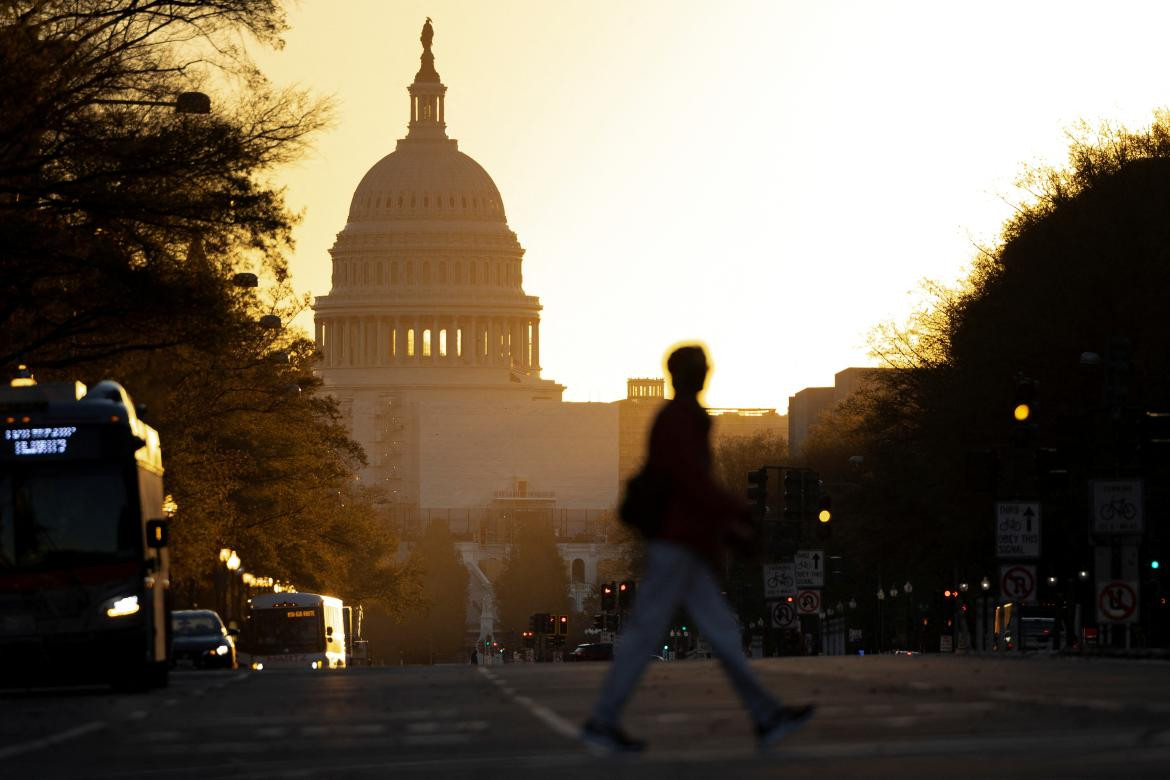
(215, 644), (230, 656)
(251, 661), (264, 671)
(311, 660), (321, 670)
(103, 595), (140, 618)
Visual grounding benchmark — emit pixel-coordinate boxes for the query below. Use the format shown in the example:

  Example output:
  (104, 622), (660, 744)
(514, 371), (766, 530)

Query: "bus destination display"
(5, 427), (78, 456)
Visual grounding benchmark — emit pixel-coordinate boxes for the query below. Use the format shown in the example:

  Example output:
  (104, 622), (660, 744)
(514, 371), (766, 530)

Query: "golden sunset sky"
(255, 1), (1169, 409)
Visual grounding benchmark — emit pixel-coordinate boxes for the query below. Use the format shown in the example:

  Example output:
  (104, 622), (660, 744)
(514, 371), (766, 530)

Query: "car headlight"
(104, 594), (140, 618)
(215, 644), (229, 656)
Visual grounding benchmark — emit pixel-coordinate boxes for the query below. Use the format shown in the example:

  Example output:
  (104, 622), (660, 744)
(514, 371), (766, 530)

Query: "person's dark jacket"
(646, 396), (745, 569)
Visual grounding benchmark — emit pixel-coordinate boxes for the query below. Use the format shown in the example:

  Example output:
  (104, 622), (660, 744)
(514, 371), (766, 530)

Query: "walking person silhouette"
(581, 345), (814, 753)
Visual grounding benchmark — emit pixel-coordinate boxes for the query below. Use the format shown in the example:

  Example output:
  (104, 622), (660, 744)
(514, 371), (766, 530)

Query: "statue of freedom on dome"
(421, 18), (434, 52)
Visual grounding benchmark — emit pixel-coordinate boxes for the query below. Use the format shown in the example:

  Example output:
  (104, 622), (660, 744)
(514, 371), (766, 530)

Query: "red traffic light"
(619, 583), (628, 592)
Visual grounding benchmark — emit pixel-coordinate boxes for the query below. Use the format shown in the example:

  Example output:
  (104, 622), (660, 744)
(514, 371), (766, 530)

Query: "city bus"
(0, 373), (171, 689)
(243, 592), (347, 670)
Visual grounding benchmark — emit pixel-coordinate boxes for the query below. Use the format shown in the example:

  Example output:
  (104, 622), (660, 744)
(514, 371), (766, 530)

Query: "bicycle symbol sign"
(1091, 480), (1143, 535)
(999, 564), (1036, 604)
(1096, 580), (1139, 623)
(763, 562), (796, 599)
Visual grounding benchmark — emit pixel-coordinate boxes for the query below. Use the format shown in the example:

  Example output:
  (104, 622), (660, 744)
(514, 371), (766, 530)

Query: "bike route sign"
(763, 562), (797, 599)
(999, 564), (1037, 604)
(769, 599), (798, 629)
(996, 501), (1041, 558)
(1091, 480), (1143, 535)
(795, 549), (825, 589)
(1096, 580), (1140, 624)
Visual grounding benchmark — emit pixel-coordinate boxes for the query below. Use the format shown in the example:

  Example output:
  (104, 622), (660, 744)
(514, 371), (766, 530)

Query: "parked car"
(567, 642), (614, 661)
(171, 610), (237, 669)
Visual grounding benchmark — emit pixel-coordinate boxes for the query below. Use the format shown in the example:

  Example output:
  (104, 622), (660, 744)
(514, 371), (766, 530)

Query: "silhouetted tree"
(0, 1), (329, 369)
(820, 112), (1170, 590)
(389, 522), (471, 664)
(493, 517), (571, 636)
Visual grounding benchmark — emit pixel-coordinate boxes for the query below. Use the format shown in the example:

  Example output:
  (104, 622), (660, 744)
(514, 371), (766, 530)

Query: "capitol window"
(391, 262), (399, 284)
(422, 329), (432, 358)
(407, 329), (415, 357)
(438, 262), (446, 284)
(398, 196), (403, 208)
(406, 261), (414, 284)
(422, 262), (431, 284)
(438, 329), (447, 357)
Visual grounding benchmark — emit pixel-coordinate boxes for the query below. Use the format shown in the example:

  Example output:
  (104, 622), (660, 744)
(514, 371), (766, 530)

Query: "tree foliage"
(807, 113), (1170, 590)
(0, 2), (418, 611)
(493, 518), (571, 637)
(0, 1), (328, 369)
(382, 521), (470, 664)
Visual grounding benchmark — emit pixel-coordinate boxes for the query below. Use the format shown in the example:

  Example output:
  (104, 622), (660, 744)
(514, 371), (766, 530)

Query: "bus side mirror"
(145, 519), (168, 549)
(326, 626), (334, 637)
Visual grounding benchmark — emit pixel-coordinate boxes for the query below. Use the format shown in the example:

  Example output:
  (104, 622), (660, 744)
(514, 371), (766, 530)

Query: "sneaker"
(756, 704), (815, 749)
(580, 718), (646, 754)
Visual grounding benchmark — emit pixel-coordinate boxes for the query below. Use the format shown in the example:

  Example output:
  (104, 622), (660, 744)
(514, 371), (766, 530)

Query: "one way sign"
(795, 549), (825, 589)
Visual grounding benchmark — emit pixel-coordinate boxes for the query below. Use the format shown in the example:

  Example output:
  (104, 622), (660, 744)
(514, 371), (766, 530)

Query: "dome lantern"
(407, 18), (447, 142)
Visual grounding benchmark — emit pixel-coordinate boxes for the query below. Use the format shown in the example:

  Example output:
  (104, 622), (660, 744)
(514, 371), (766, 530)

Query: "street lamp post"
(91, 91), (211, 114)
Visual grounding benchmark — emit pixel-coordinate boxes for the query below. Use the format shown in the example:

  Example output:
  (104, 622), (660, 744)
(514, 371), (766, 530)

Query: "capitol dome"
(347, 146), (506, 224)
(313, 18), (560, 405)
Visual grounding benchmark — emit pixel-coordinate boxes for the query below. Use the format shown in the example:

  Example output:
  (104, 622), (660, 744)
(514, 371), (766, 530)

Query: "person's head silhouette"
(667, 345), (708, 397)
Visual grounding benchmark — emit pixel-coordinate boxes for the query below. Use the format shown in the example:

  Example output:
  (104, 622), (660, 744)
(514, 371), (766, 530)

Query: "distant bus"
(0, 374), (171, 689)
(243, 592), (347, 670)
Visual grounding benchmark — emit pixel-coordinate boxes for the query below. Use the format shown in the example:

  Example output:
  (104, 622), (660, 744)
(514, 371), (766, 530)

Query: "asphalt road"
(3, 655), (1170, 779)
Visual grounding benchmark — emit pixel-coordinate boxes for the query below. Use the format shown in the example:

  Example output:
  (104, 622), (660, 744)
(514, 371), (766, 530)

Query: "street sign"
(763, 562), (797, 599)
(795, 549), (825, 588)
(796, 589), (821, 615)
(848, 628), (863, 643)
(769, 599), (798, 629)
(999, 564), (1037, 604)
(996, 501), (1041, 558)
(1091, 480), (1143, 535)
(1096, 580), (1140, 624)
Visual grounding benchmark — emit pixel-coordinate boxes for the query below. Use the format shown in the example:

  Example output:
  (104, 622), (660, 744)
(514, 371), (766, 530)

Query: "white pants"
(590, 540), (780, 727)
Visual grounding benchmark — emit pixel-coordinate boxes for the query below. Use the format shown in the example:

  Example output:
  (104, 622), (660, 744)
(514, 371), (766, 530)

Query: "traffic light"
(618, 580), (636, 610)
(1012, 376), (1038, 444)
(783, 470), (804, 522)
(814, 493), (832, 539)
(557, 615), (569, 635)
(746, 468), (769, 516)
(601, 582), (616, 612)
(544, 614), (557, 634)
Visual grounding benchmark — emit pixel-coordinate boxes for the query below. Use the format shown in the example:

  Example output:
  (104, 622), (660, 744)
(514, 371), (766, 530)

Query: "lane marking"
(478, 667), (578, 740)
(0, 720), (105, 761)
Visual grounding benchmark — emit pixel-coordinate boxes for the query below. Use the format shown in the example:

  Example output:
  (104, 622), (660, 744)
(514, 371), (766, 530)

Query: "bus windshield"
(0, 462), (136, 569)
(247, 607), (324, 654)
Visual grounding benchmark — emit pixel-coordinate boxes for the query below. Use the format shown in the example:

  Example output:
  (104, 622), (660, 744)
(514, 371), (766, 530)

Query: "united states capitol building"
(313, 22), (782, 643)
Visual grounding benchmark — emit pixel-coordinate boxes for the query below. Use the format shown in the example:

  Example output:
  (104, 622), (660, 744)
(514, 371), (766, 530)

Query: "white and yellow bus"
(243, 592), (346, 670)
